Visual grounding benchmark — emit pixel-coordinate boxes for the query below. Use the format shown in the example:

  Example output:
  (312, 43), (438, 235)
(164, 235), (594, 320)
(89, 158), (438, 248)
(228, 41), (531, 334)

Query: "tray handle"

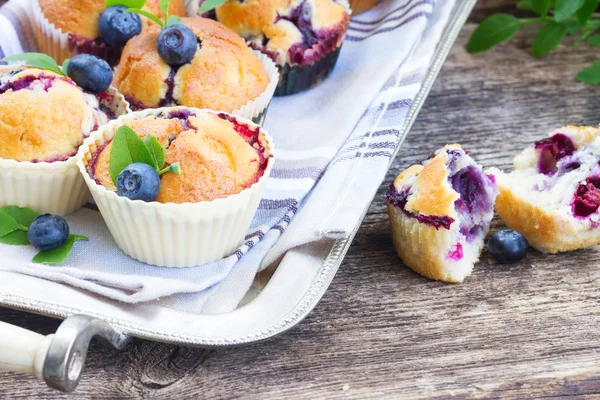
(0, 315), (130, 392)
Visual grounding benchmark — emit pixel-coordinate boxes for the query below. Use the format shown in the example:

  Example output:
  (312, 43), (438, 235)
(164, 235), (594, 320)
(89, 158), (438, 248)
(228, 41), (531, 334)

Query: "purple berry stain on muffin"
(385, 187), (455, 230)
(534, 133), (575, 175)
(572, 176), (600, 218)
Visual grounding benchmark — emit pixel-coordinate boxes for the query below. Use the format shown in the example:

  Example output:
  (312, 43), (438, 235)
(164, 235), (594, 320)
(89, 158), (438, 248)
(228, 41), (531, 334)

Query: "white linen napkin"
(0, 0), (456, 314)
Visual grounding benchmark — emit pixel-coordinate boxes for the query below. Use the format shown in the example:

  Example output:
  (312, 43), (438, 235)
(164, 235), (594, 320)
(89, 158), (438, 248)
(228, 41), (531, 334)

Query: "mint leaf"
(125, 8), (164, 27)
(1, 53), (64, 76)
(32, 236), (76, 265)
(587, 34), (600, 45)
(0, 212), (22, 237)
(107, 0), (146, 7)
(143, 135), (165, 172)
(564, 20), (582, 35)
(532, 22), (566, 57)
(466, 14), (521, 53)
(554, 0), (585, 21)
(109, 126), (158, 183)
(166, 15), (184, 27)
(159, 162), (181, 176)
(517, 0), (550, 15)
(160, 0), (170, 16)
(61, 58), (70, 76)
(0, 206), (38, 227)
(577, 0), (600, 25)
(576, 61), (600, 84)
(70, 234), (89, 242)
(199, 0), (228, 13)
(0, 230), (30, 245)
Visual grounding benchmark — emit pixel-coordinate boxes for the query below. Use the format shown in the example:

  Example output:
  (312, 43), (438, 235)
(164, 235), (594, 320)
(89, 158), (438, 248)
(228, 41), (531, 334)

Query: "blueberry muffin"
(0, 66), (115, 162)
(491, 126), (600, 253)
(386, 145), (498, 283)
(77, 107), (274, 267)
(0, 65), (128, 215)
(33, 0), (188, 65)
(88, 109), (271, 203)
(209, 0), (351, 95)
(113, 17), (275, 123)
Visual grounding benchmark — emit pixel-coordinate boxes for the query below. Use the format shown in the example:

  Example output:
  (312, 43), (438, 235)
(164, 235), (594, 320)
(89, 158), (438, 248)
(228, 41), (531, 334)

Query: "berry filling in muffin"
(0, 67), (115, 162)
(386, 145), (498, 282)
(88, 110), (271, 203)
(492, 126), (600, 253)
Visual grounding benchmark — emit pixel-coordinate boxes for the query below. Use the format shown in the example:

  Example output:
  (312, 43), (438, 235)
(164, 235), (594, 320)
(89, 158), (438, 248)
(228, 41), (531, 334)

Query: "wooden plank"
(2, 1), (600, 398)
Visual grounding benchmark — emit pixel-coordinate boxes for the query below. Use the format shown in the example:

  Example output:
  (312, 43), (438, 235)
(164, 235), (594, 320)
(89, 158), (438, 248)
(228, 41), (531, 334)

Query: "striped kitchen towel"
(0, 0), (455, 314)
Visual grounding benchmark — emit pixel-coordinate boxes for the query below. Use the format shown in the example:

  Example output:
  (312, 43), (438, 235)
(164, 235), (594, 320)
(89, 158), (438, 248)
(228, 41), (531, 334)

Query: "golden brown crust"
(0, 67), (103, 162)
(215, 0), (348, 53)
(38, 0), (187, 39)
(387, 202), (468, 283)
(92, 113), (267, 203)
(114, 17), (270, 112)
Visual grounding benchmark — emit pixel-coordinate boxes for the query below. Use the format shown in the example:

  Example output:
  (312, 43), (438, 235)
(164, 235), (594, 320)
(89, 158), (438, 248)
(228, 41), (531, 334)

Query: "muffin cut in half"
(491, 126), (600, 253)
(386, 145), (499, 283)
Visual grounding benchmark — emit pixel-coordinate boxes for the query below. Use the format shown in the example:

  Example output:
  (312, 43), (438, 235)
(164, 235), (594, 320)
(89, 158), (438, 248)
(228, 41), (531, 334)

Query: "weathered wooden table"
(3, 1), (600, 398)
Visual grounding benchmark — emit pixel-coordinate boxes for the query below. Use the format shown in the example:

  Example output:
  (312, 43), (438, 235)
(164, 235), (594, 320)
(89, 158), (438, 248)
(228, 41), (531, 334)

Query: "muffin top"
(0, 66), (112, 162)
(113, 17), (270, 111)
(38, 0), (187, 39)
(89, 110), (271, 203)
(213, 0), (350, 65)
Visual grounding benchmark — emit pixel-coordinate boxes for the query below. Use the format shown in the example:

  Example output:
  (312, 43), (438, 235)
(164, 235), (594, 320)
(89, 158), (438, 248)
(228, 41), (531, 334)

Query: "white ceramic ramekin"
(0, 86), (130, 216)
(76, 107), (274, 267)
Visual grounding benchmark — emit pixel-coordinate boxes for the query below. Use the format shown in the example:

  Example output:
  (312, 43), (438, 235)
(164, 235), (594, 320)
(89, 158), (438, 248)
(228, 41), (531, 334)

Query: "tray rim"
(0, 0), (477, 347)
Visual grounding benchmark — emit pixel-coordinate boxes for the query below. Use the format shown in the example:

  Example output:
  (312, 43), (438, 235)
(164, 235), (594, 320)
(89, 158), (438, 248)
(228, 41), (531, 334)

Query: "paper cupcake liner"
(0, 87), (130, 216)
(32, 0), (121, 66)
(232, 50), (279, 125)
(76, 107), (275, 268)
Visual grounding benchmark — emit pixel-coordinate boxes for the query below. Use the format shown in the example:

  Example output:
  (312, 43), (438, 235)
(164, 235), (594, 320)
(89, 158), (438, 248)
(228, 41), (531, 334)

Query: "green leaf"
(159, 162), (181, 176)
(109, 126), (158, 183)
(125, 8), (164, 27)
(532, 22), (566, 57)
(587, 34), (600, 45)
(577, 0), (599, 24)
(70, 234), (89, 242)
(107, 0), (146, 7)
(61, 58), (70, 76)
(576, 61), (600, 84)
(1, 53), (64, 76)
(199, 0), (228, 13)
(160, 0), (170, 15)
(143, 135), (166, 172)
(166, 15), (184, 27)
(0, 230), (30, 245)
(0, 213), (21, 237)
(0, 206), (38, 227)
(32, 236), (76, 265)
(466, 14), (521, 53)
(554, 0), (586, 21)
(564, 20), (582, 35)
(517, 0), (550, 15)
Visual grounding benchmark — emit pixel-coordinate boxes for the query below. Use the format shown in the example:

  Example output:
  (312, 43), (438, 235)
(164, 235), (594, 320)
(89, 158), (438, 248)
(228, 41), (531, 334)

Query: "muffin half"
(386, 145), (498, 283)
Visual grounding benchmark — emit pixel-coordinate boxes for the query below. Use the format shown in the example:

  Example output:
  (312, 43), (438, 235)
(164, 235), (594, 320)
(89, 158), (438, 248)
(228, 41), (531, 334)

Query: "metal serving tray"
(0, 0), (476, 391)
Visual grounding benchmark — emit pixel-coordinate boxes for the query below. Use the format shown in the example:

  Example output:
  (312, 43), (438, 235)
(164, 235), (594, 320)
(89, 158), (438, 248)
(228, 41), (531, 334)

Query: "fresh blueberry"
(66, 54), (113, 94)
(487, 229), (528, 264)
(116, 163), (160, 202)
(99, 5), (142, 47)
(28, 214), (70, 251)
(157, 25), (197, 66)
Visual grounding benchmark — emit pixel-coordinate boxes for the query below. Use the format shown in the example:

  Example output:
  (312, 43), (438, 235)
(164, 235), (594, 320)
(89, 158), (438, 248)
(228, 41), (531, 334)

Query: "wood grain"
(3, 1), (600, 398)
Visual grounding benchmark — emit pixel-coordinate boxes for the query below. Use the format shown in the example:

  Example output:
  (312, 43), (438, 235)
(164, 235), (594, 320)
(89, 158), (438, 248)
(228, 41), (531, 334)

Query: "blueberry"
(99, 5), (142, 47)
(487, 229), (528, 264)
(28, 214), (70, 251)
(66, 54), (113, 94)
(116, 163), (160, 202)
(157, 25), (197, 66)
